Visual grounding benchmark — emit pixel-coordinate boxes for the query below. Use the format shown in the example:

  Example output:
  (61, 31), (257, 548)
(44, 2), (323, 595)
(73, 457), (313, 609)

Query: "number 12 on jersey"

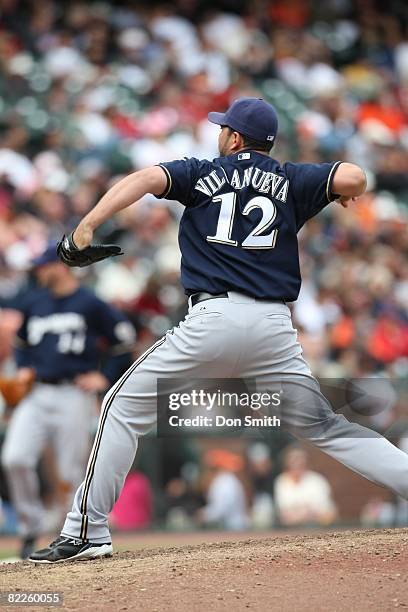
(206, 192), (278, 249)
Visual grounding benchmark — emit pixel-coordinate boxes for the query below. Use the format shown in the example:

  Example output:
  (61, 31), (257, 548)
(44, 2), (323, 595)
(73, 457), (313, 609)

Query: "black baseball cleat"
(28, 536), (113, 564)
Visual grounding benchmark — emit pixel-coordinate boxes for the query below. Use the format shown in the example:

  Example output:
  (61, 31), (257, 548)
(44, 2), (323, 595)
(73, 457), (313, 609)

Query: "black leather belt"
(190, 292), (228, 307)
(37, 377), (74, 385)
(190, 292), (285, 307)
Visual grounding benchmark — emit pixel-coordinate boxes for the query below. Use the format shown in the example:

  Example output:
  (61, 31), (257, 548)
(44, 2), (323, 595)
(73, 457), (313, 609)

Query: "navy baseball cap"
(31, 242), (60, 267)
(208, 97), (278, 145)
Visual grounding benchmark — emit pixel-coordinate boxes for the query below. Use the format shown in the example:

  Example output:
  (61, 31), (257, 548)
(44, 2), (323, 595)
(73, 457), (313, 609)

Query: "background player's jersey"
(14, 287), (135, 383)
(157, 152), (341, 301)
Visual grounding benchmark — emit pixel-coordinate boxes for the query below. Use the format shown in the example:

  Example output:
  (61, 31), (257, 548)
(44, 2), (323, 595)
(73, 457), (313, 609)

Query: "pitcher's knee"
(289, 412), (341, 441)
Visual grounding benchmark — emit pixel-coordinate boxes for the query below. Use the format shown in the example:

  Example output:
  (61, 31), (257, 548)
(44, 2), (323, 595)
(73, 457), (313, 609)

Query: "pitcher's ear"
(231, 131), (242, 150)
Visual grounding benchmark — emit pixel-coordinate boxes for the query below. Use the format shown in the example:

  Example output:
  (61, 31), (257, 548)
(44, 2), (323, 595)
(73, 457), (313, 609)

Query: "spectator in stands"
(274, 446), (337, 526)
(198, 449), (249, 531)
(247, 443), (275, 528)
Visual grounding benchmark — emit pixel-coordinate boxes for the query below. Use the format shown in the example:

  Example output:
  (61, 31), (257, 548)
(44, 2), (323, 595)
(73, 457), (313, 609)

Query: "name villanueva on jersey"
(194, 162), (289, 202)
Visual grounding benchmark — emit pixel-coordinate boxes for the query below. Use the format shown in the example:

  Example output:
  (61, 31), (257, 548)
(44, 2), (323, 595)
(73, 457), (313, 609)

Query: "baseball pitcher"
(30, 97), (408, 563)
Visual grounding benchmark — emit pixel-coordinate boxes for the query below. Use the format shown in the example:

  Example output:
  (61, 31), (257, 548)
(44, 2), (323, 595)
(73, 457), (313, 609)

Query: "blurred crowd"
(0, 0), (407, 372)
(0, 0), (408, 535)
(159, 443), (338, 532)
(0, 439), (341, 535)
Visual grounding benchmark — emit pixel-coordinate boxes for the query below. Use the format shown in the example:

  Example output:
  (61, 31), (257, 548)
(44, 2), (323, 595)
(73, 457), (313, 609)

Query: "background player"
(30, 97), (408, 563)
(1, 244), (135, 558)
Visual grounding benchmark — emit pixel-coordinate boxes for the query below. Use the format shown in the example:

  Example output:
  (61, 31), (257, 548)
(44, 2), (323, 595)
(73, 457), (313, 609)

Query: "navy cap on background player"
(31, 242), (59, 267)
(208, 97), (278, 145)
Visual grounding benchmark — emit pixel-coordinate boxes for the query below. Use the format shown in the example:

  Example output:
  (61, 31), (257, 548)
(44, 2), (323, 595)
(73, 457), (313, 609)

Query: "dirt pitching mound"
(1, 529), (408, 611)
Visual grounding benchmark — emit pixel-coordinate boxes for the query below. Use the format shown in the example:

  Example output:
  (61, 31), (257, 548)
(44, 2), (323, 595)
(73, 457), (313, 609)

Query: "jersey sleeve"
(91, 298), (136, 384)
(283, 160), (342, 230)
(155, 157), (200, 206)
(14, 312), (32, 368)
(91, 297), (134, 344)
(11, 293), (33, 368)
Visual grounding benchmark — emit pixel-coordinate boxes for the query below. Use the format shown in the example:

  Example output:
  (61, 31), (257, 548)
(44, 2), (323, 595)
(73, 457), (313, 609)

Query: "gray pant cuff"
(61, 530), (111, 543)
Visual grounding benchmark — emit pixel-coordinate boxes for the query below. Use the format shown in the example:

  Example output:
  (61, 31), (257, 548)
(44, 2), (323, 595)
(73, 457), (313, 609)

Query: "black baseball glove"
(57, 232), (123, 268)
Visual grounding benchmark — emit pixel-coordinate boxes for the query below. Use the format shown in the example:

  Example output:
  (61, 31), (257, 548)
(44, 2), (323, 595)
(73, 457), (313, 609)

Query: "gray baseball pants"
(61, 292), (408, 542)
(2, 383), (95, 537)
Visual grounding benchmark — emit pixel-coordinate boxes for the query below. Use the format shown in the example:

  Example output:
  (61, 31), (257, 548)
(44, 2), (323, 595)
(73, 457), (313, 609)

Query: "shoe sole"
(28, 544), (113, 564)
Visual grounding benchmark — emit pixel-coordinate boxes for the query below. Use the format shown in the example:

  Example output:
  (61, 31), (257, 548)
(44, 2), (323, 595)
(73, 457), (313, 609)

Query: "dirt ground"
(1, 528), (408, 611)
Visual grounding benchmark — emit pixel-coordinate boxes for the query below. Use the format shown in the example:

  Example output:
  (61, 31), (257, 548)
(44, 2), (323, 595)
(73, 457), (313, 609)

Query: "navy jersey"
(157, 152), (341, 301)
(14, 287), (135, 383)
